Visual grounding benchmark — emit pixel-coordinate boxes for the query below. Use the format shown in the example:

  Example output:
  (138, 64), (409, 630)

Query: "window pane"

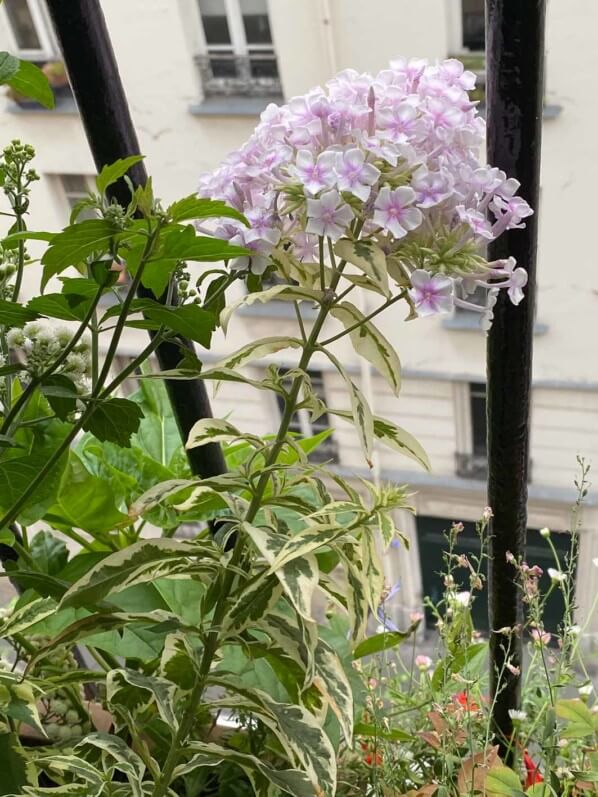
(462, 0), (485, 51)
(241, 0), (273, 44)
(469, 382), (487, 456)
(4, 0), (42, 51)
(61, 174), (88, 194)
(209, 54), (238, 78)
(198, 0), (231, 45)
(249, 50), (278, 79)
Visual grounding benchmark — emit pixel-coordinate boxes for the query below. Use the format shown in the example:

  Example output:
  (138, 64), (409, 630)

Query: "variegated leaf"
(324, 350), (374, 465)
(314, 639), (354, 746)
(186, 417), (244, 449)
(212, 336), (302, 371)
(107, 668), (179, 730)
(330, 301), (401, 396)
(221, 284), (323, 332)
(378, 511), (397, 548)
(271, 246), (333, 290)
(128, 478), (198, 518)
(225, 572), (283, 633)
(242, 523), (318, 622)
(159, 632), (199, 690)
(173, 741), (314, 796)
(75, 733), (146, 797)
(361, 532), (385, 616)
(23, 756), (104, 796)
(331, 410), (430, 471)
(60, 538), (203, 609)
(269, 523), (350, 571)
(257, 610), (314, 683)
(0, 596), (57, 638)
(340, 547), (370, 642)
(0, 673), (46, 736)
(334, 238), (390, 297)
(208, 682), (337, 796)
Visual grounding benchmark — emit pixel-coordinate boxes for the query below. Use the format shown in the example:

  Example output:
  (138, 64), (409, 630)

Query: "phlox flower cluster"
(198, 57), (532, 327)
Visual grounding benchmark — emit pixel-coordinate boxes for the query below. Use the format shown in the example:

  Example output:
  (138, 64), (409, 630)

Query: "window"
(196, 0), (281, 97)
(455, 382), (487, 479)
(59, 175), (96, 221)
(416, 516), (572, 636)
(469, 382), (487, 456)
(2, 0), (55, 59)
(275, 370), (339, 464)
(461, 0), (485, 52)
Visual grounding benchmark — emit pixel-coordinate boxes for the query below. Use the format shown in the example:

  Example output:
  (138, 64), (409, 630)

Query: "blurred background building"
(1, 0), (597, 637)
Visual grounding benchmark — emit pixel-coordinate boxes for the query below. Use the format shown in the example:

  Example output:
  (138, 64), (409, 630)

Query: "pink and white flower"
(408, 270), (453, 317)
(373, 186), (423, 238)
(335, 148), (380, 201)
(306, 189), (355, 241)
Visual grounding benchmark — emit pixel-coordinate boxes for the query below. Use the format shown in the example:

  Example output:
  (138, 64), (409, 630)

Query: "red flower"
(523, 751), (544, 787)
(454, 691), (480, 712)
(363, 751), (383, 767)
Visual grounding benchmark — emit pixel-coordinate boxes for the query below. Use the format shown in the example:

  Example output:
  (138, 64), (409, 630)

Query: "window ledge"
(443, 313), (549, 335)
(189, 95), (283, 117)
(6, 94), (78, 115)
(237, 301), (318, 321)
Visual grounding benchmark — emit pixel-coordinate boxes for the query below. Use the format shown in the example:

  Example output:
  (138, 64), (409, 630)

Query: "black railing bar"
(44, 0), (227, 483)
(485, 0), (546, 760)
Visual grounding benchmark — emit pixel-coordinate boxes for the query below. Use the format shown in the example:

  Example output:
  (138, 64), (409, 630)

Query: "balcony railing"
(195, 53), (282, 98)
(455, 451), (488, 481)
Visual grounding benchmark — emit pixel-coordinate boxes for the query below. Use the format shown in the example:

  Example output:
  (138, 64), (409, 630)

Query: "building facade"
(1, 0), (597, 636)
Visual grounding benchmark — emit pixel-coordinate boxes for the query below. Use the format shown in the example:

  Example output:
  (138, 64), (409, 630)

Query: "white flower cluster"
(7, 322), (91, 394)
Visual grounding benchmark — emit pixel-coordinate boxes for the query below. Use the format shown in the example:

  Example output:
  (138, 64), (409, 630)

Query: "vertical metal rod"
(485, 0), (546, 757)
(44, 0), (227, 480)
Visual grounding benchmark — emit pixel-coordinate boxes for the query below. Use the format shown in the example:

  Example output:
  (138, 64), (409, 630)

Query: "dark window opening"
(4, 0), (42, 51)
(462, 0), (485, 51)
(470, 382), (487, 457)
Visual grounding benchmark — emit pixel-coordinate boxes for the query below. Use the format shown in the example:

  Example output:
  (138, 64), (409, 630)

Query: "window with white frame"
(2, 0), (55, 60)
(196, 0), (281, 97)
(58, 175), (96, 221)
(454, 381), (487, 480)
(275, 370), (339, 464)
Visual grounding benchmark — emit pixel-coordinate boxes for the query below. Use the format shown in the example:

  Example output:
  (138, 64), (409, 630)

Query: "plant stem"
(151, 249), (348, 797)
(320, 290), (405, 347)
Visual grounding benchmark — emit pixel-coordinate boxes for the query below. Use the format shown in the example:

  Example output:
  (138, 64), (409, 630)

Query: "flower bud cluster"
(7, 321), (91, 393)
(0, 140), (39, 215)
(198, 58), (531, 327)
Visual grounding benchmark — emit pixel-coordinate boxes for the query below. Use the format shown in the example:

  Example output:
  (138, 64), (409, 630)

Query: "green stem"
(151, 249), (348, 797)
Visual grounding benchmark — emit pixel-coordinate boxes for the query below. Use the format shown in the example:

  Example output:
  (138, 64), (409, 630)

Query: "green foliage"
(4, 58), (54, 108)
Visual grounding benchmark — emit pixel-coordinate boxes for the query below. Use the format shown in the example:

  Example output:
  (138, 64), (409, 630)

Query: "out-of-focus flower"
(530, 628), (551, 646)
(508, 709), (527, 721)
(547, 568), (567, 585)
(415, 655), (433, 670)
(454, 691), (479, 712)
(523, 752), (544, 787)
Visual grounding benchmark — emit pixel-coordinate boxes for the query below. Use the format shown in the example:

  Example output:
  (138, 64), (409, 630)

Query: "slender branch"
(320, 290), (405, 347)
(151, 244), (349, 797)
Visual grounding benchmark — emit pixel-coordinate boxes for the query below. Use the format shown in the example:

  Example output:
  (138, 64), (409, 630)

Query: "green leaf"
(127, 478), (198, 519)
(1, 230), (54, 246)
(173, 741), (314, 797)
(96, 155), (145, 195)
(0, 298), (39, 328)
(50, 452), (129, 534)
(269, 523), (348, 572)
(0, 733), (36, 795)
(82, 397), (144, 447)
(59, 277), (101, 298)
(334, 238), (390, 297)
(167, 195), (248, 226)
(107, 668), (179, 729)
(330, 300), (401, 396)
(353, 627), (416, 659)
(485, 765), (526, 796)
(60, 537), (203, 608)
(354, 722), (412, 742)
(28, 292), (92, 322)
(556, 698), (597, 738)
(23, 755), (104, 796)
(0, 449), (68, 525)
(131, 300), (216, 347)
(41, 219), (120, 285)
(29, 530), (69, 575)
(0, 52), (20, 84)
(154, 224), (250, 265)
(7, 59), (54, 109)
(40, 374), (79, 420)
(160, 631), (198, 690)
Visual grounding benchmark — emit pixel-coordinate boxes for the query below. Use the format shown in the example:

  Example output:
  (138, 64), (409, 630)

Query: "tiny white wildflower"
(547, 568), (567, 584)
(508, 709), (527, 721)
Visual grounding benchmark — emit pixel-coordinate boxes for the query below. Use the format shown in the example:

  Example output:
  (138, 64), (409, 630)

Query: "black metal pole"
(44, 0), (226, 481)
(485, 0), (545, 757)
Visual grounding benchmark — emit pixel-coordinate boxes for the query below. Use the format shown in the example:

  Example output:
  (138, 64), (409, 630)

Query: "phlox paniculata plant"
(198, 57), (530, 328)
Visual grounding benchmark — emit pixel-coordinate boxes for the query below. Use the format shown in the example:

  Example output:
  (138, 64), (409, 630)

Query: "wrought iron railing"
(195, 53), (282, 98)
